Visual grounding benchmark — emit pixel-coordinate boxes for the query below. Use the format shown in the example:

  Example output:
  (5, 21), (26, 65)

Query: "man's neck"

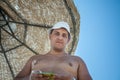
(48, 49), (67, 56)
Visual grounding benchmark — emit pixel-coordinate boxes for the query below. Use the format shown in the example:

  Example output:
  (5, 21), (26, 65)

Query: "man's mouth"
(56, 41), (63, 44)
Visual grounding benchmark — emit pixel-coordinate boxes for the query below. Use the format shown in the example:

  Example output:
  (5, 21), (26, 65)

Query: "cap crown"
(52, 21), (70, 34)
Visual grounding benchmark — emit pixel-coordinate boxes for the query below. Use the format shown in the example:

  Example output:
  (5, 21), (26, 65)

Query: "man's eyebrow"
(53, 30), (59, 33)
(53, 30), (68, 34)
(54, 30), (58, 32)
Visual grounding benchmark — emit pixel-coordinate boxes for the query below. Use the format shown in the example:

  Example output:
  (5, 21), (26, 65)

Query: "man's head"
(49, 21), (71, 40)
(49, 21), (71, 51)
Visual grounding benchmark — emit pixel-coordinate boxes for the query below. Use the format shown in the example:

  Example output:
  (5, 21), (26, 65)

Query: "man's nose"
(58, 35), (63, 40)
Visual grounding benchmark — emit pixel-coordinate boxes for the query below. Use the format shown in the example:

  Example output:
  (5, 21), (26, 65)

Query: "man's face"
(49, 28), (69, 51)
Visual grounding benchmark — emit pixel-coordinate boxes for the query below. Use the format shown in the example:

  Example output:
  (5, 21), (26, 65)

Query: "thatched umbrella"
(0, 0), (80, 79)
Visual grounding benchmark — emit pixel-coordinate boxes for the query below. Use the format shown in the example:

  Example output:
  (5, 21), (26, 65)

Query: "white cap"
(49, 21), (71, 39)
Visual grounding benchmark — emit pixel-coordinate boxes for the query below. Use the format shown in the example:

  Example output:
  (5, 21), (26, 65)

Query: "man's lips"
(56, 41), (63, 44)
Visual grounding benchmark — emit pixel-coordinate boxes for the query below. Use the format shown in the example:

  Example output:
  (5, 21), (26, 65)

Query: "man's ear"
(49, 34), (51, 39)
(67, 38), (71, 44)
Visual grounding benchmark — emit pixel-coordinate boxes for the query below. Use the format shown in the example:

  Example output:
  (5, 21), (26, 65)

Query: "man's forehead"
(53, 28), (68, 33)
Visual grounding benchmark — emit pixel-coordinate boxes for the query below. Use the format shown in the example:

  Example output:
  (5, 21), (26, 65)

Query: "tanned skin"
(14, 28), (92, 80)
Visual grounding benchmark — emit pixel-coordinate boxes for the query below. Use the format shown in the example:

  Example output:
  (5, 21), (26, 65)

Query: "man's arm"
(77, 58), (92, 80)
(14, 56), (34, 80)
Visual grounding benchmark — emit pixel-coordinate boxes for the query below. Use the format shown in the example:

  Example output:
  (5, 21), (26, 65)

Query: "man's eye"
(63, 34), (67, 38)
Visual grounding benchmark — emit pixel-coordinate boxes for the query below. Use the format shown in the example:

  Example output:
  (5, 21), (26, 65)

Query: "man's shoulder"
(69, 55), (82, 61)
(30, 54), (45, 59)
(68, 55), (84, 63)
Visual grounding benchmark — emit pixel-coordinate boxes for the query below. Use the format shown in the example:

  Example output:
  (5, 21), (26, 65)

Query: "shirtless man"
(14, 21), (92, 80)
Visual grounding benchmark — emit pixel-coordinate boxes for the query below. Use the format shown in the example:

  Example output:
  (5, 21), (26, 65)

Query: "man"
(14, 21), (92, 80)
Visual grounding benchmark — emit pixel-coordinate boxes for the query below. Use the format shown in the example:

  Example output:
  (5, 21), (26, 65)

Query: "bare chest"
(31, 56), (78, 76)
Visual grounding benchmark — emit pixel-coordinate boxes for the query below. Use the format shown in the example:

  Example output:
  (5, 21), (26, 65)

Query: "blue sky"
(74, 0), (120, 80)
